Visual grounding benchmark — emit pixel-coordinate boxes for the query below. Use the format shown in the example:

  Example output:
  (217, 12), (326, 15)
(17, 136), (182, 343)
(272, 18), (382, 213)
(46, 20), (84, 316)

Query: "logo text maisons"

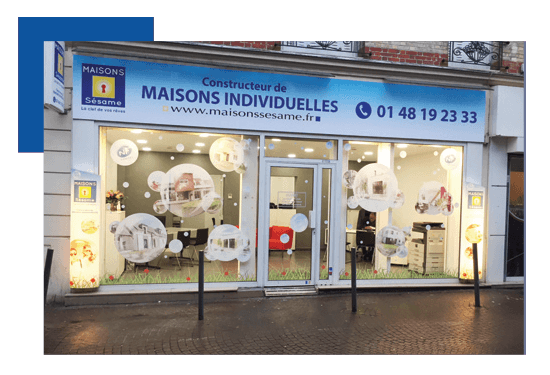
(81, 64), (126, 108)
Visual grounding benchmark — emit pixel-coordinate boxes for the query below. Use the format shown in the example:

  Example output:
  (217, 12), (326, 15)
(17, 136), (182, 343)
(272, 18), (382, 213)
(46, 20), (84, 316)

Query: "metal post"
(351, 247), (357, 313)
(198, 250), (204, 320)
(44, 248), (54, 304)
(472, 243), (481, 307)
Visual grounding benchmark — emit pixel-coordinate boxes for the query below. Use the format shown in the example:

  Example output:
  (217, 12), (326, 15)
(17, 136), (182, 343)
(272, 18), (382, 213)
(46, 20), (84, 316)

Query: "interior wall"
(115, 151), (241, 227)
(393, 150), (449, 230)
(270, 167), (314, 249)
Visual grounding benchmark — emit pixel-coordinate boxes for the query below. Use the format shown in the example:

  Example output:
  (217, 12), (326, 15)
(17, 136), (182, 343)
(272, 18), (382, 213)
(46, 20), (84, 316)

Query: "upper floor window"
(281, 41), (362, 58)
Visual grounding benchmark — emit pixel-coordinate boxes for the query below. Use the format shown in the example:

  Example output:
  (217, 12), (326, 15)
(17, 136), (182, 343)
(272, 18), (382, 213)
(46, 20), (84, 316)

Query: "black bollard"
(44, 248), (54, 304)
(472, 243), (480, 307)
(351, 247), (357, 312)
(198, 250), (204, 320)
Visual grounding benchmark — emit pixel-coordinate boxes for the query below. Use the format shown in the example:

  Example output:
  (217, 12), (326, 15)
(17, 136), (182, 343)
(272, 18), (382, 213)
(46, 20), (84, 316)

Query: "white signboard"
(44, 41), (65, 113)
(460, 185), (486, 281)
(70, 169), (101, 290)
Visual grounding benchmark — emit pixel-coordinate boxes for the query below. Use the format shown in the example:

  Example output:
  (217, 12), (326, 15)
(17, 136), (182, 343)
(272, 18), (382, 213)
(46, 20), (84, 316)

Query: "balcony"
(448, 41), (507, 71)
(280, 41), (363, 58)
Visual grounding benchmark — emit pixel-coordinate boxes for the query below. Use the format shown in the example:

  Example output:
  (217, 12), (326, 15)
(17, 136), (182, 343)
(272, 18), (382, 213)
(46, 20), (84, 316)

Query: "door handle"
(309, 210), (316, 229)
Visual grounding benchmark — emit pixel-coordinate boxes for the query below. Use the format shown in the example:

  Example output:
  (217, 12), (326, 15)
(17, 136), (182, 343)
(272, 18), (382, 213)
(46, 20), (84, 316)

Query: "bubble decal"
(415, 181), (454, 216)
(399, 151), (407, 158)
(375, 225), (411, 258)
(347, 196), (359, 209)
(344, 143), (352, 151)
(111, 214), (167, 263)
(290, 213), (308, 232)
(342, 170), (357, 189)
(176, 144), (184, 152)
(204, 225), (251, 262)
(147, 171), (165, 192)
(280, 233), (290, 244)
(209, 137), (245, 172)
(326, 141), (333, 149)
(440, 148), (460, 170)
(153, 200), (167, 214)
(351, 163), (400, 212)
(144, 192), (151, 198)
(110, 139), (139, 166)
(160, 164), (216, 218)
(123, 182), (129, 188)
(390, 189), (405, 209)
(169, 239), (183, 253)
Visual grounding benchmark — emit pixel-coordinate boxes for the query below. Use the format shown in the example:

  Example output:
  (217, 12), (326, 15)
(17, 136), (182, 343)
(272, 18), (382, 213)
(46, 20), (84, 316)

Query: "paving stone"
(44, 288), (524, 355)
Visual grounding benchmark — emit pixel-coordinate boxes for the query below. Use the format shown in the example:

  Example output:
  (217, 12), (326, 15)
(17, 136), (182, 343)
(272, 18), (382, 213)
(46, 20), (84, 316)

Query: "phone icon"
(355, 102), (372, 119)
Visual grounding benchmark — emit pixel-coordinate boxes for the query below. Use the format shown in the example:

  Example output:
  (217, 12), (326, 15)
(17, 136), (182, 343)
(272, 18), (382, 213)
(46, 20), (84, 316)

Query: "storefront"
(65, 50), (495, 295)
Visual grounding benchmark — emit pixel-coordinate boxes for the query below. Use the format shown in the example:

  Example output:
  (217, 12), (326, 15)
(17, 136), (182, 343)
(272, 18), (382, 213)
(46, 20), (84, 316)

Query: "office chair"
(176, 230), (192, 268)
(189, 228), (209, 261)
(356, 229), (376, 264)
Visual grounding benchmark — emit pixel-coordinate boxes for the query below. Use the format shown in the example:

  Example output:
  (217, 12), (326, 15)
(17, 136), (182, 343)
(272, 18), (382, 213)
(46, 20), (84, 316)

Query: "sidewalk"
(44, 287), (524, 355)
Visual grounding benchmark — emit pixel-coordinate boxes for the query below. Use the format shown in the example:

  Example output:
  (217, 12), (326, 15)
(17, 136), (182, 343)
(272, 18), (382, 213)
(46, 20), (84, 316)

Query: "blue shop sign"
(73, 55), (486, 142)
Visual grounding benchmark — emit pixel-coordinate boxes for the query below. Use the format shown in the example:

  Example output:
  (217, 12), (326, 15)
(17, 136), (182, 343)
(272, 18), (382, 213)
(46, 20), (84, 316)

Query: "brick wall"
(364, 46), (447, 66)
(199, 41), (278, 50)
(198, 41), (524, 74)
(502, 41), (524, 74)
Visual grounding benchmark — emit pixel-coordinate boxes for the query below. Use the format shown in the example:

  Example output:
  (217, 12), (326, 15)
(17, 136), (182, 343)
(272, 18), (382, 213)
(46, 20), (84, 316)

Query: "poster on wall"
(69, 169), (101, 290)
(72, 55), (487, 143)
(460, 185), (486, 281)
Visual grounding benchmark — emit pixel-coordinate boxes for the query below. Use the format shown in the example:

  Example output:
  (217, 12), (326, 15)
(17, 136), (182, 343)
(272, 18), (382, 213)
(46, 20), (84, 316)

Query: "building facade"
(44, 41), (525, 304)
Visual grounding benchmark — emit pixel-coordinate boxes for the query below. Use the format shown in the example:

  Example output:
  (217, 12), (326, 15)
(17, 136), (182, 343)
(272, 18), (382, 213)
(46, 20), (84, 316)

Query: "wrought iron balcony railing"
(448, 41), (507, 70)
(280, 41), (362, 56)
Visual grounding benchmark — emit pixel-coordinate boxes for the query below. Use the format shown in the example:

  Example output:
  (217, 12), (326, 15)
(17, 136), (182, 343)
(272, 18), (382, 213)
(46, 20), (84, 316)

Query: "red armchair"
(269, 226), (294, 251)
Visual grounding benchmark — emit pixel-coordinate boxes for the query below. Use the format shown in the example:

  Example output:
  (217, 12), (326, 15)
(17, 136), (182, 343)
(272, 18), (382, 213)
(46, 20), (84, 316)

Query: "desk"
(345, 229), (375, 264)
(346, 229), (375, 244)
(165, 227), (198, 238)
(155, 227), (200, 267)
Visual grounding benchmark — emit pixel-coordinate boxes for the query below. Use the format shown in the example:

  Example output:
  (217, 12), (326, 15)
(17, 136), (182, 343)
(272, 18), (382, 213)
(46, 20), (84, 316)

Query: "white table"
(165, 227), (198, 239)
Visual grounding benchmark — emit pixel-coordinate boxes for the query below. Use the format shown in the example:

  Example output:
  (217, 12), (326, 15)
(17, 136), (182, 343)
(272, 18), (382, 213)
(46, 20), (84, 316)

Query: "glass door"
(265, 162), (333, 286)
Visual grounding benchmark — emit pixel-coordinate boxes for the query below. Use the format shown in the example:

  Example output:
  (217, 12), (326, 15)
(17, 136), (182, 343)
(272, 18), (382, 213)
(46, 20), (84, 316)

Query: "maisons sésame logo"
(81, 63), (126, 108)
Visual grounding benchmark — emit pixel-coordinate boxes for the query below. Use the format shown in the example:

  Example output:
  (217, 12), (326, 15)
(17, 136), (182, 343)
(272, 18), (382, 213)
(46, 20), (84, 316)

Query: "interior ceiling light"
(288, 154), (296, 158)
(137, 139), (147, 144)
(195, 142), (205, 147)
(364, 151), (374, 155)
(142, 147), (151, 151)
(304, 148), (314, 152)
(396, 144), (408, 148)
(272, 138), (281, 142)
(192, 149), (201, 153)
(131, 129), (143, 134)
(200, 134), (210, 137)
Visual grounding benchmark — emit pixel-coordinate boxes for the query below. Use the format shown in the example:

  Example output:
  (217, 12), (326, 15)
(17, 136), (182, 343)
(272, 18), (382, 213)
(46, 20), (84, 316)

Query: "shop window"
(264, 137), (337, 159)
(99, 127), (259, 286)
(341, 141), (463, 280)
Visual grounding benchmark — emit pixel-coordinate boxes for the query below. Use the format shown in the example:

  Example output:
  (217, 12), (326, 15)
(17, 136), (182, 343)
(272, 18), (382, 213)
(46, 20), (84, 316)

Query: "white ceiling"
(105, 127), (454, 161)
(106, 128), (237, 155)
